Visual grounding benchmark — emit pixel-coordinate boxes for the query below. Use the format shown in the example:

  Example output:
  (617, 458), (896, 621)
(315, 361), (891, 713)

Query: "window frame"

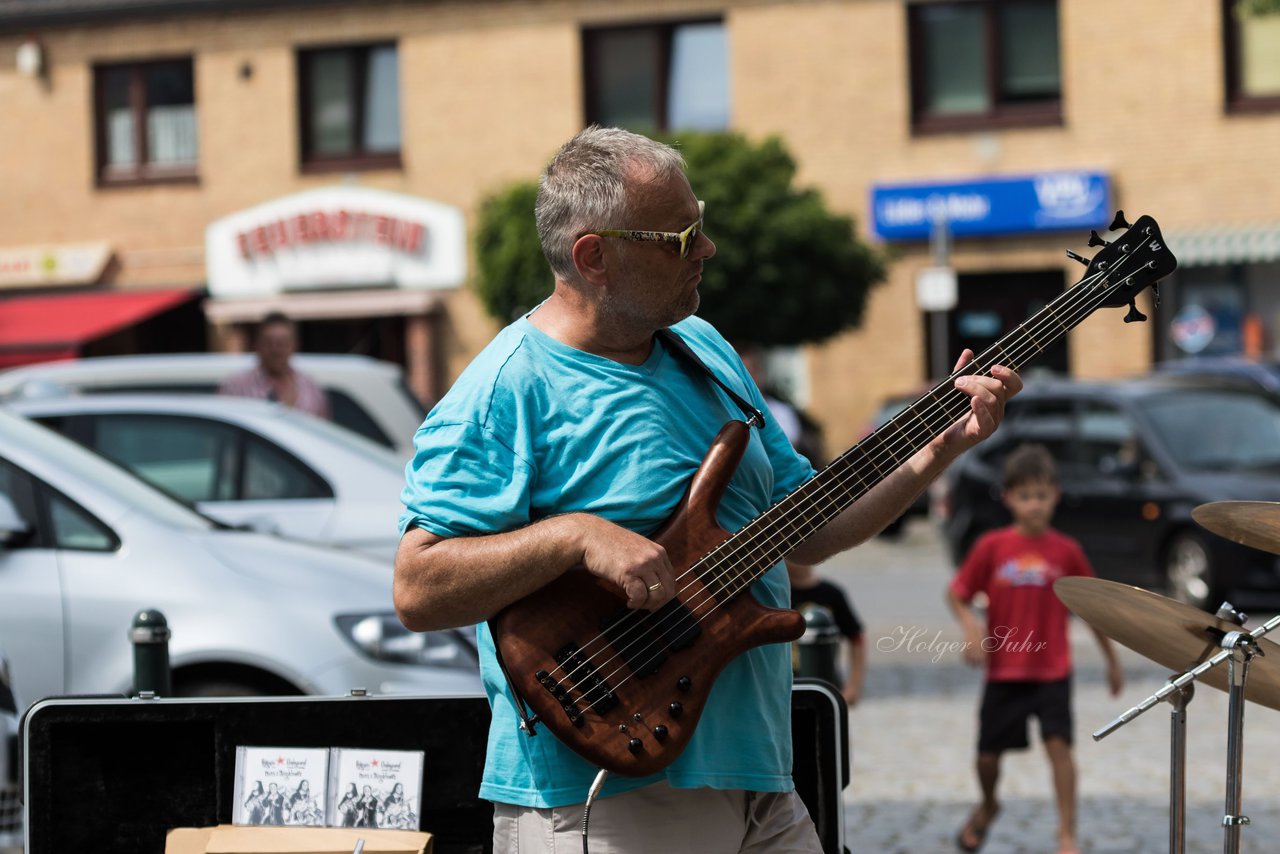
(907, 0), (1063, 135)
(296, 41), (403, 175)
(1223, 0), (1280, 113)
(581, 16), (726, 133)
(92, 57), (199, 187)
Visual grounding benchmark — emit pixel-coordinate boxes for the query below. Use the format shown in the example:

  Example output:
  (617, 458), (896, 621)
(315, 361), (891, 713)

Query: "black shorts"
(978, 677), (1072, 754)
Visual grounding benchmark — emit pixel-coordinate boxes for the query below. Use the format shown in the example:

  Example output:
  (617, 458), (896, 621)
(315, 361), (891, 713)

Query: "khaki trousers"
(492, 780), (824, 853)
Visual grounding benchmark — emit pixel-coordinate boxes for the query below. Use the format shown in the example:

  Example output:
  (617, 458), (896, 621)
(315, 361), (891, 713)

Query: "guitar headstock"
(1070, 211), (1178, 323)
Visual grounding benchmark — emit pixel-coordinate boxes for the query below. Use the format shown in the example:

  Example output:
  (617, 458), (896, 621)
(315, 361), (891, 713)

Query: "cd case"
(232, 746), (330, 827)
(327, 748), (425, 830)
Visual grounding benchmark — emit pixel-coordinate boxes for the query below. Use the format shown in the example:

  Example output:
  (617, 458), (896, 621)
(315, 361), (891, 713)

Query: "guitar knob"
(653, 725), (669, 741)
(1109, 210), (1132, 231)
(1088, 230), (1109, 248)
(677, 676), (692, 692)
(669, 702), (683, 718)
(628, 738), (643, 754)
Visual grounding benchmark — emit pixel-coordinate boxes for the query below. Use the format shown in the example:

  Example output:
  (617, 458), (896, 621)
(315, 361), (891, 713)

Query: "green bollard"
(129, 609), (172, 697)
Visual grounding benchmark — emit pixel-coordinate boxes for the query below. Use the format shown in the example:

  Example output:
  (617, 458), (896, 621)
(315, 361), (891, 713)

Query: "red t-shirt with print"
(949, 526), (1095, 682)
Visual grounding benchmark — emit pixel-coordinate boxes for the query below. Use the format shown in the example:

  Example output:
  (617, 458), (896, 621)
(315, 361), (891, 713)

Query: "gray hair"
(535, 126), (687, 284)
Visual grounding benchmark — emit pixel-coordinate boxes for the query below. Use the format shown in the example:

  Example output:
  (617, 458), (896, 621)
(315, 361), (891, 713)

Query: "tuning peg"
(1123, 299), (1147, 323)
(1088, 230), (1109, 248)
(1109, 210), (1132, 231)
(1065, 249), (1090, 266)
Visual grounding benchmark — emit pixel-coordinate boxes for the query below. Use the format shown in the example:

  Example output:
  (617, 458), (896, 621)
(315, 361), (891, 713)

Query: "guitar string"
(540, 246), (1146, 707)
(540, 237), (1157, 711)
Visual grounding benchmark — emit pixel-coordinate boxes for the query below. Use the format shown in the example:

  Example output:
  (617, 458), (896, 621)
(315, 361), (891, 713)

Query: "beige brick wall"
(2, 0), (1279, 453)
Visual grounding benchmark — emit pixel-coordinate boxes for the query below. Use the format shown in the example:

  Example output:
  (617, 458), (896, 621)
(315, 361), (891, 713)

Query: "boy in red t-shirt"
(947, 444), (1123, 854)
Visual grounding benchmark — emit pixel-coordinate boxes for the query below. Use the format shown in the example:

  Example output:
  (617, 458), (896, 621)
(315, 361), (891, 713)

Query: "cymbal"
(1054, 576), (1280, 711)
(1193, 501), (1280, 555)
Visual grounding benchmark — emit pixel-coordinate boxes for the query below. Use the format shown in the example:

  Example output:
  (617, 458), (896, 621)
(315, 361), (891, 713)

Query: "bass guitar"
(490, 211), (1178, 776)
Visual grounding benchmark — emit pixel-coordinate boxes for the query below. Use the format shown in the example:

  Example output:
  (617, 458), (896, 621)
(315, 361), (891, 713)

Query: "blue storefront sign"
(870, 171), (1111, 241)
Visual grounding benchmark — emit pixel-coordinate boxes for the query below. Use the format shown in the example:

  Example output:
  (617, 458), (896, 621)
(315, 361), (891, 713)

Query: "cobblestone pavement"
(827, 520), (1280, 854)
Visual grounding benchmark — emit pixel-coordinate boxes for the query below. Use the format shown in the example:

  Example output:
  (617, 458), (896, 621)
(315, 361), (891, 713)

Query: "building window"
(298, 43), (402, 173)
(94, 59), (197, 185)
(583, 20), (730, 134)
(908, 0), (1061, 133)
(1224, 0), (1280, 111)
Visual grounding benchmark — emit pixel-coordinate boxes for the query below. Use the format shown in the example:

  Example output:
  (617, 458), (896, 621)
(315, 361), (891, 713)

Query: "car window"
(1076, 402), (1137, 472)
(1, 458), (116, 552)
(92, 383), (219, 395)
(242, 436), (330, 500)
(0, 460), (37, 547)
(1140, 389), (1280, 471)
(328, 389), (393, 448)
(89, 415), (239, 504)
(80, 414), (330, 503)
(47, 493), (116, 551)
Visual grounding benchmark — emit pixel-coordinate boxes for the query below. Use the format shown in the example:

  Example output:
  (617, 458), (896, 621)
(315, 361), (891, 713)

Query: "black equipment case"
(20, 681), (848, 854)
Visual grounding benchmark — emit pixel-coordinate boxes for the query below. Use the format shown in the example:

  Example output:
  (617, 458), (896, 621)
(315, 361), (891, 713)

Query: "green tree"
(472, 132), (886, 347)
(473, 181), (550, 324)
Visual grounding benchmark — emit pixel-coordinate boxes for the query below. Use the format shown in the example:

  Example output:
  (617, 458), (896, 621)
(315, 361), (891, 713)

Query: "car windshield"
(1139, 389), (1280, 471)
(0, 408), (214, 531)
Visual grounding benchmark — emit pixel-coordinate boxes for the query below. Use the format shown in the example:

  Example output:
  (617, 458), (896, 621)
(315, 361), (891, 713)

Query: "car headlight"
(334, 613), (478, 669)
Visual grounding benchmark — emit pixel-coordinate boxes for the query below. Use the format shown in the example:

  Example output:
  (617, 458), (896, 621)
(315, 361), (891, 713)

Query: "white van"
(0, 353), (427, 461)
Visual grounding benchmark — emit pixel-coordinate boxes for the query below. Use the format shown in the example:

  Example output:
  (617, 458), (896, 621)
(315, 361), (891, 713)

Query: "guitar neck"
(694, 272), (1127, 600)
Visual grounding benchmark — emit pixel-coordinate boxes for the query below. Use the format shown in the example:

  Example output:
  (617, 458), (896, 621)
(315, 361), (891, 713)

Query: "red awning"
(0, 288), (197, 368)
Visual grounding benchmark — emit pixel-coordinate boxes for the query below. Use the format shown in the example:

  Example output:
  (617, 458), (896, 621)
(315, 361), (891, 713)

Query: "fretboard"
(692, 269), (1127, 601)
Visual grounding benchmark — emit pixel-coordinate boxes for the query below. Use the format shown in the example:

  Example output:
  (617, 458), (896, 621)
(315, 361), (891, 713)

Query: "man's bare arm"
(393, 513), (677, 632)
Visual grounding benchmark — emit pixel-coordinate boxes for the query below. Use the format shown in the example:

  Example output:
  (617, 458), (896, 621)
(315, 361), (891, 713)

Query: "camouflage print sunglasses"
(589, 200), (705, 260)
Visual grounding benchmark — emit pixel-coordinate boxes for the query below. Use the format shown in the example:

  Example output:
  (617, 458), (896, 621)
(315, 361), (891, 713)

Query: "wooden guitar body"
(490, 420), (805, 777)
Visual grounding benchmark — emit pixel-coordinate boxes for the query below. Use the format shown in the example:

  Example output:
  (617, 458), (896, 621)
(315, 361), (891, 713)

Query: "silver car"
(0, 407), (479, 715)
(9, 393), (406, 560)
(0, 352), (426, 459)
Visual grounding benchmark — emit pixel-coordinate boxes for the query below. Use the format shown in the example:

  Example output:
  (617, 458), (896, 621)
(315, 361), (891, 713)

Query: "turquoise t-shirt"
(399, 313), (815, 808)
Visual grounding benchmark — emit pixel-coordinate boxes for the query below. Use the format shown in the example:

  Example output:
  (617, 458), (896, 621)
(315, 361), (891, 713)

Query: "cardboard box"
(165, 824), (432, 854)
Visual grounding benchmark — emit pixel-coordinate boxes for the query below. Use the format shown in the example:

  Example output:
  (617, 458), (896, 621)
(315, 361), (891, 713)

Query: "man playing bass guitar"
(394, 126), (1021, 853)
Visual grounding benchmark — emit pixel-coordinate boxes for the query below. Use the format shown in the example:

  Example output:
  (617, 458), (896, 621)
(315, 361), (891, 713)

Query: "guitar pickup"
(601, 608), (667, 678)
(553, 644), (619, 715)
(653, 599), (700, 650)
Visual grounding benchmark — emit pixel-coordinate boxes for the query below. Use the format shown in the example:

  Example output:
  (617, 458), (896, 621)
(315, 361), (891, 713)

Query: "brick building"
(0, 0), (1277, 452)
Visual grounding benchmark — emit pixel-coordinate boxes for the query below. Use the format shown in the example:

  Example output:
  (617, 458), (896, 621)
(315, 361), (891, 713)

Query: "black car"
(937, 373), (1280, 611)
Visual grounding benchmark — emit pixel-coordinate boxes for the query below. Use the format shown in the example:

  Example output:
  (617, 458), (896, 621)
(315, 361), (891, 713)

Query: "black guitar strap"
(656, 328), (766, 429)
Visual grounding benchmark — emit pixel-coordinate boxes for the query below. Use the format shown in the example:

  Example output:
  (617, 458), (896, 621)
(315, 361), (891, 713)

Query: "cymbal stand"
(1092, 609), (1280, 854)
(1220, 629), (1257, 854)
(1166, 680), (1193, 854)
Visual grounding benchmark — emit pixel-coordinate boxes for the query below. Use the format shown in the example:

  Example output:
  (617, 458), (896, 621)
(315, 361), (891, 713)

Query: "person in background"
(947, 443), (1123, 854)
(787, 561), (866, 707)
(219, 311), (329, 418)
